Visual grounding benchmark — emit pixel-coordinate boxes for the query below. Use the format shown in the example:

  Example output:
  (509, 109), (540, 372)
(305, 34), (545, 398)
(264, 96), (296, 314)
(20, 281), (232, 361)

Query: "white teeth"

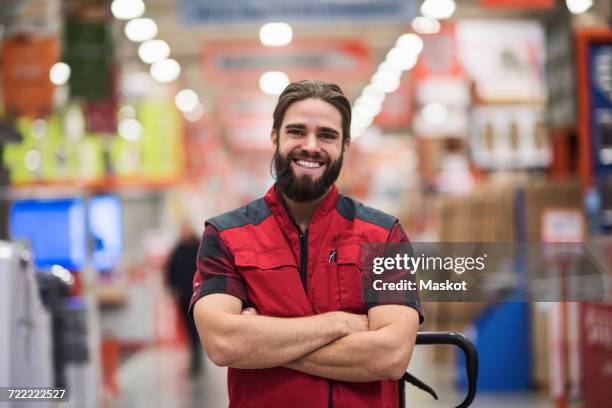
(296, 159), (322, 169)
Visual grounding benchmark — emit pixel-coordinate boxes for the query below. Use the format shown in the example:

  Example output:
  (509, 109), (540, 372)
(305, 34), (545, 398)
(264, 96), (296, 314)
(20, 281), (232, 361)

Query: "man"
(190, 80), (423, 407)
(166, 221), (202, 376)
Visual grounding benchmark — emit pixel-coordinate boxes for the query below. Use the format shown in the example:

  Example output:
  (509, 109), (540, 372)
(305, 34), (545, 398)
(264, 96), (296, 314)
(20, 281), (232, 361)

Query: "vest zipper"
(298, 227), (308, 292)
(300, 227), (329, 405)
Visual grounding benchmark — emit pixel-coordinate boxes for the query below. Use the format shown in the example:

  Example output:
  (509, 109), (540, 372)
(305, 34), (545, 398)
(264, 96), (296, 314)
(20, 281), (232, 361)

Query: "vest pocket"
(335, 244), (365, 313)
(234, 248), (307, 317)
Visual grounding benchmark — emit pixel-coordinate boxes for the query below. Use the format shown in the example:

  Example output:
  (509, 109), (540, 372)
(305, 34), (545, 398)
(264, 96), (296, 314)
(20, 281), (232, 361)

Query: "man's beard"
(273, 146), (343, 202)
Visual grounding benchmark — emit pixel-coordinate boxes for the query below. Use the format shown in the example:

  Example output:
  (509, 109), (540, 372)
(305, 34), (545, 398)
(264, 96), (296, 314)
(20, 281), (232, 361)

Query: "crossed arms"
(192, 294), (420, 382)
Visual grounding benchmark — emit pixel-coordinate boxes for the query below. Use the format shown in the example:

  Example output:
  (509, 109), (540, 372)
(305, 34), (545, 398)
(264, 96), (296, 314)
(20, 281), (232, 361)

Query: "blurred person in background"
(190, 80), (422, 407)
(166, 221), (202, 376)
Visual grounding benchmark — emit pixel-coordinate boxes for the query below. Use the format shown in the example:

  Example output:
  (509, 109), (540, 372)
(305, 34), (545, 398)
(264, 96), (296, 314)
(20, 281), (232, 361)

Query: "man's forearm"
(284, 307), (420, 382)
(284, 328), (406, 382)
(198, 309), (360, 369)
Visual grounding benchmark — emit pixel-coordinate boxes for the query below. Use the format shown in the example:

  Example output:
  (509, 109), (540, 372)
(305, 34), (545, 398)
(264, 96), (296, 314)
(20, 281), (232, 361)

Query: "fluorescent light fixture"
(377, 61), (402, 77)
(118, 118), (143, 141)
(184, 103), (205, 122)
(354, 95), (384, 116)
(111, 0), (145, 20)
(371, 71), (401, 93)
(175, 89), (199, 113)
(421, 0), (456, 20)
(395, 33), (424, 55)
(125, 18), (157, 43)
(352, 113), (375, 129)
(412, 16), (440, 34)
(385, 47), (418, 71)
(566, 0), (593, 14)
(150, 58), (181, 82)
(138, 40), (170, 64)
(259, 71), (290, 95)
(422, 103), (448, 125)
(49, 62), (70, 85)
(362, 85), (386, 100)
(259, 22), (293, 47)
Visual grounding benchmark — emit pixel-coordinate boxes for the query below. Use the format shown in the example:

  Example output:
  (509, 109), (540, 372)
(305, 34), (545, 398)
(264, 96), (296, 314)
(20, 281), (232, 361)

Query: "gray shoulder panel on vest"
(207, 198), (271, 232)
(336, 195), (397, 230)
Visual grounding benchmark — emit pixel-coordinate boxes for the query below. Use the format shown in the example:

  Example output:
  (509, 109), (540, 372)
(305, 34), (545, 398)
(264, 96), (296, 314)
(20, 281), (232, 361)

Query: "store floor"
(110, 346), (551, 408)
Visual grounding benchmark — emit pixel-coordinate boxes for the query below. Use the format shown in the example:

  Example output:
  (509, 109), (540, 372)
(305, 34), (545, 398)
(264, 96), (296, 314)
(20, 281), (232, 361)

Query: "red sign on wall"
(480, 0), (554, 8)
(202, 40), (372, 84)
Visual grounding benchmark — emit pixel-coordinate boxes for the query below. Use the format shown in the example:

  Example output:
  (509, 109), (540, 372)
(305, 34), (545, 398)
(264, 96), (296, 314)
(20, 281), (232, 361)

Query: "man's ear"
(271, 129), (278, 147)
(343, 137), (351, 153)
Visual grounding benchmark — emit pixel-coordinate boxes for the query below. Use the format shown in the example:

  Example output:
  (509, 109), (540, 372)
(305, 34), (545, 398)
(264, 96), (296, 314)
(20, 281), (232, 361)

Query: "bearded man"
(190, 80), (423, 408)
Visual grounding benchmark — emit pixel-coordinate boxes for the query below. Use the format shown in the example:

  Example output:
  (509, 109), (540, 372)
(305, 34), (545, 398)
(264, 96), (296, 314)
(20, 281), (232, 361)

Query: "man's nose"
(303, 132), (319, 151)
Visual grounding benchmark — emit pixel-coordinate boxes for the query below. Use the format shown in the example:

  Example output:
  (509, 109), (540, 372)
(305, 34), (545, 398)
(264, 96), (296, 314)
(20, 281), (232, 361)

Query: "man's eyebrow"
(284, 123), (306, 130)
(318, 127), (340, 135)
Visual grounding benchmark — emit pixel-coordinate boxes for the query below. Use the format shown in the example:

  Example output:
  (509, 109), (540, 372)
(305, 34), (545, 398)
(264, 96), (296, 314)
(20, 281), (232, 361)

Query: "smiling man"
(190, 80), (423, 407)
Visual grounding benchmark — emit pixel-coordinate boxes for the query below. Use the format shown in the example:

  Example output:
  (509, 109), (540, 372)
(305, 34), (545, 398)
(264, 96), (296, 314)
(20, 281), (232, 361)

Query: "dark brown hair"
(272, 79), (352, 144)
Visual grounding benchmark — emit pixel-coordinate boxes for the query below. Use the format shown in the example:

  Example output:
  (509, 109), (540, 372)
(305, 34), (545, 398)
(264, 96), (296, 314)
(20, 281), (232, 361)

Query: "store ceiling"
(114, 0), (609, 106)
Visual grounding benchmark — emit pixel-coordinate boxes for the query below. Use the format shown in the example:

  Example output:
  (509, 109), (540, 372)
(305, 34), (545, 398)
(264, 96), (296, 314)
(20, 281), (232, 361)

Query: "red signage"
(581, 302), (612, 407)
(202, 40), (372, 84)
(375, 80), (413, 130)
(1, 35), (58, 118)
(480, 0), (554, 8)
(412, 22), (464, 82)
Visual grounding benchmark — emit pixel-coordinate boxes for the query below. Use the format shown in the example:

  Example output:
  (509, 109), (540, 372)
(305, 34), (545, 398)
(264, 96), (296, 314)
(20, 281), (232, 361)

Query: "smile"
(294, 159), (324, 169)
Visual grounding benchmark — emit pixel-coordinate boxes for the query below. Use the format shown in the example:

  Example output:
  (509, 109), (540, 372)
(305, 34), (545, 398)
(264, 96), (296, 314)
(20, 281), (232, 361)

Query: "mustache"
(289, 149), (329, 163)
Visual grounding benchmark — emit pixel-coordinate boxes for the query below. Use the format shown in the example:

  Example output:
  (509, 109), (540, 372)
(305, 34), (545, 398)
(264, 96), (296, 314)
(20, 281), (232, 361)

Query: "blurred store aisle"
(111, 346), (550, 408)
(110, 347), (228, 408)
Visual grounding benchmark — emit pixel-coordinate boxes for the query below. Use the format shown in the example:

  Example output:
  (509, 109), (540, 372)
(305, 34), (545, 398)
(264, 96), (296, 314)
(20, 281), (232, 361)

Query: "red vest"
(208, 185), (401, 408)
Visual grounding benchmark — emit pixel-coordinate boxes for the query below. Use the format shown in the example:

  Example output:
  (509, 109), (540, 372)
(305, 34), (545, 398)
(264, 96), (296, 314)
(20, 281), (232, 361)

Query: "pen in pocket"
(328, 249), (337, 263)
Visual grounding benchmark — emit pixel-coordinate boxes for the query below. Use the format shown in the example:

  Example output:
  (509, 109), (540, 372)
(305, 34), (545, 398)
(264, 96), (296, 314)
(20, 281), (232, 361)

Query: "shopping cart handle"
(411, 331), (479, 408)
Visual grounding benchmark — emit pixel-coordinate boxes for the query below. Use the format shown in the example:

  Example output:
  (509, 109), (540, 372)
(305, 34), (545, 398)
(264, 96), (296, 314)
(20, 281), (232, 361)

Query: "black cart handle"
(412, 331), (479, 408)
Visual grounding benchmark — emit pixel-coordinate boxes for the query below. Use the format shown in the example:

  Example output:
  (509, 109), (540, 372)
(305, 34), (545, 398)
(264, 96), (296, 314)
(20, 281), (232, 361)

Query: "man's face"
(272, 98), (347, 202)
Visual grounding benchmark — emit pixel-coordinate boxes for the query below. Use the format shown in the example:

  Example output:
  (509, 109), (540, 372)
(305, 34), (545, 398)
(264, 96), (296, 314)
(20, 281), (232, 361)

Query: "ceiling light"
(125, 18), (157, 43)
(385, 48), (418, 71)
(259, 22), (293, 47)
(150, 58), (181, 82)
(362, 85), (386, 100)
(371, 71), (401, 93)
(111, 0), (145, 20)
(377, 61), (402, 77)
(138, 39), (170, 64)
(184, 103), (205, 122)
(352, 113), (374, 129)
(354, 95), (384, 116)
(566, 0), (593, 14)
(118, 118), (143, 141)
(412, 16), (441, 34)
(421, 0), (456, 20)
(49, 62), (70, 85)
(395, 33), (424, 55)
(422, 103), (449, 125)
(259, 71), (290, 95)
(175, 89), (199, 113)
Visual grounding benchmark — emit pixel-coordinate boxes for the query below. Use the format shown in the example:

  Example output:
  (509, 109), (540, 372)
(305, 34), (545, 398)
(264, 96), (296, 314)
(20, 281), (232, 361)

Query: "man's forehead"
(282, 98), (342, 129)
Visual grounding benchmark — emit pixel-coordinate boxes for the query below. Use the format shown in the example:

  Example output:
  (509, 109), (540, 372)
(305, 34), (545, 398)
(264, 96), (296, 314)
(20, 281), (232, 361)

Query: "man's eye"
(288, 129), (303, 135)
(320, 133), (336, 139)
